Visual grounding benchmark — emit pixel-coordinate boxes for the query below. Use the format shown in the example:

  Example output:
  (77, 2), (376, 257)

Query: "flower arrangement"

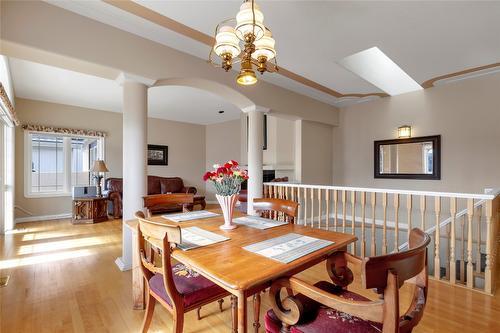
(203, 160), (249, 196)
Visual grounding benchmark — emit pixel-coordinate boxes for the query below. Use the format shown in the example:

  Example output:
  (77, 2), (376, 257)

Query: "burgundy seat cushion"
(149, 263), (226, 308)
(265, 281), (383, 333)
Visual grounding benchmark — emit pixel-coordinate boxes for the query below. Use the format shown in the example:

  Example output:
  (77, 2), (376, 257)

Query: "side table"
(72, 197), (109, 224)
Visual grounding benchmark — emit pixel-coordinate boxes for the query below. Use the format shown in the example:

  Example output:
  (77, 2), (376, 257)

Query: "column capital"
(116, 72), (156, 87)
(241, 105), (270, 113)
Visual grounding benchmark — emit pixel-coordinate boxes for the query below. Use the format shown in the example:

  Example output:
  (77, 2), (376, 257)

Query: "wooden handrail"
(264, 182), (500, 200)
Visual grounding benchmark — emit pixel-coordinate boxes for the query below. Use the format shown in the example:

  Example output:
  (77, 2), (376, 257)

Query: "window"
(25, 132), (104, 197)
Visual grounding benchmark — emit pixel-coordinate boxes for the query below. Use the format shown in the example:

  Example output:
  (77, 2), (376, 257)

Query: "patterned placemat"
(233, 216), (288, 230)
(243, 233), (334, 263)
(178, 227), (229, 251)
(162, 210), (220, 222)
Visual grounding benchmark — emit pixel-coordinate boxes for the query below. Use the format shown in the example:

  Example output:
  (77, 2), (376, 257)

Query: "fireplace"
(241, 170), (275, 190)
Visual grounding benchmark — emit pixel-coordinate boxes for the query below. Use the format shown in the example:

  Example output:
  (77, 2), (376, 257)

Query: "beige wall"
(14, 98), (206, 218)
(299, 120), (334, 185)
(333, 72), (500, 193)
(205, 119), (242, 201)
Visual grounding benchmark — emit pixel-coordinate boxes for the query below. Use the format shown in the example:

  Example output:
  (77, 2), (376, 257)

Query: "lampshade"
(251, 29), (276, 61)
(214, 26), (241, 58)
(91, 160), (109, 173)
(235, 1), (265, 40)
(236, 68), (257, 85)
(398, 125), (412, 138)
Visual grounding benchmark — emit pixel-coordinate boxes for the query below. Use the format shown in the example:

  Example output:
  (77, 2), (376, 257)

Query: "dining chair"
(135, 211), (237, 333)
(143, 193), (194, 216)
(265, 228), (431, 333)
(253, 198), (299, 224)
(250, 197), (300, 333)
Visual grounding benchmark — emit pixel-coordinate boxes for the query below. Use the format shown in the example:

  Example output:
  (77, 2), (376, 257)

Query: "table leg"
(253, 293), (261, 333)
(132, 229), (145, 309)
(238, 291), (247, 333)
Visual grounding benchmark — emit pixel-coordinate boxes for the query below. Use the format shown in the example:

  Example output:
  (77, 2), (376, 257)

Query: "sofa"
(104, 176), (197, 218)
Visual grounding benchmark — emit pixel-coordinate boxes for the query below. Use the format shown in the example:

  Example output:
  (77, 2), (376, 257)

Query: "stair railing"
(263, 183), (500, 295)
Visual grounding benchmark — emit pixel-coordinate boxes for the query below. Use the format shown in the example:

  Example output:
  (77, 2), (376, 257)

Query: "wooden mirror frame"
(374, 135), (441, 180)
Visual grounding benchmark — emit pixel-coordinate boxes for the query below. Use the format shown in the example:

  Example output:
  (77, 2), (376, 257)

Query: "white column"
(246, 106), (268, 215)
(115, 73), (154, 271)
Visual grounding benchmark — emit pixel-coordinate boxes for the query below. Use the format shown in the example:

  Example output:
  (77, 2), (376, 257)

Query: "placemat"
(233, 216), (288, 230)
(162, 210), (220, 222)
(243, 233), (334, 263)
(178, 226), (229, 251)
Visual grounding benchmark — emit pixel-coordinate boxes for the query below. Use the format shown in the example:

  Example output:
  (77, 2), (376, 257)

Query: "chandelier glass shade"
(235, 2), (265, 40)
(209, 0), (278, 86)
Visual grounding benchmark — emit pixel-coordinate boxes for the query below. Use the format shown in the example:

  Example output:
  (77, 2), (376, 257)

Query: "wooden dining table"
(125, 209), (357, 333)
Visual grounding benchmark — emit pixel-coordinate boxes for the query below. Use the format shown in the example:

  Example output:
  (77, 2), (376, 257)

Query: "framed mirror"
(374, 135), (441, 180)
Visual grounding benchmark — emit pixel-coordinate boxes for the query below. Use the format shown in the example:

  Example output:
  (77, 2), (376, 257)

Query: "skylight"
(338, 47), (423, 96)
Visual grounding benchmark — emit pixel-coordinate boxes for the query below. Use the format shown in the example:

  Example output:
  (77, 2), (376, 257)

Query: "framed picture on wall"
(147, 144), (168, 166)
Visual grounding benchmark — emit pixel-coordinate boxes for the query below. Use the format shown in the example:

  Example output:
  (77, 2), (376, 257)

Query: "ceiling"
(44, 0), (500, 107)
(9, 58), (241, 125)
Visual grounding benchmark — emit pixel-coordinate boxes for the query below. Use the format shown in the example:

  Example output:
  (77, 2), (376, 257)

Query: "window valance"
(22, 124), (107, 137)
(0, 82), (20, 126)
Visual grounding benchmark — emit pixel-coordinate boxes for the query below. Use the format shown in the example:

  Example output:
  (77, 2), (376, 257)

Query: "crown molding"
(421, 62), (500, 88)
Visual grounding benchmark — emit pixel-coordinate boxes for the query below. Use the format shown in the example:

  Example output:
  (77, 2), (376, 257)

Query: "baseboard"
(15, 213), (72, 223)
(206, 200), (218, 205)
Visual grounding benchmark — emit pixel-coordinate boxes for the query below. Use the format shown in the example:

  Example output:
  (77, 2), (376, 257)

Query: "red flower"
(216, 167), (227, 175)
(203, 171), (213, 181)
(224, 163), (232, 169)
(228, 160), (239, 166)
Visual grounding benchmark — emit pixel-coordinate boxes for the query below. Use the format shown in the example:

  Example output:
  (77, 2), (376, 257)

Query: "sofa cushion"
(149, 263), (226, 308)
(148, 176), (163, 195)
(160, 177), (184, 194)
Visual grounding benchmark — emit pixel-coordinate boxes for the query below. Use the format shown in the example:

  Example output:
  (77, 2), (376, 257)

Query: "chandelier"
(208, 0), (278, 86)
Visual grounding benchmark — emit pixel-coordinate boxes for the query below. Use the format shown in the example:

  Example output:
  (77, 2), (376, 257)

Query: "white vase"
(216, 193), (239, 230)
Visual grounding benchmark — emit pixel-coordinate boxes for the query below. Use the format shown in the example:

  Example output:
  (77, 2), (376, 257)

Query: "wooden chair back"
(134, 211), (183, 309)
(269, 228), (430, 333)
(362, 228), (431, 332)
(253, 198), (299, 224)
(143, 193), (194, 216)
(362, 228), (430, 290)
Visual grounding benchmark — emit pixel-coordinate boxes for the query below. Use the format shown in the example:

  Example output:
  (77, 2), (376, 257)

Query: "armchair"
(266, 228), (431, 333)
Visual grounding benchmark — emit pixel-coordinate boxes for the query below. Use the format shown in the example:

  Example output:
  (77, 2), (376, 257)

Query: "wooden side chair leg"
(218, 298), (224, 312)
(231, 295), (238, 333)
(253, 292), (261, 333)
(141, 293), (156, 333)
(173, 311), (184, 333)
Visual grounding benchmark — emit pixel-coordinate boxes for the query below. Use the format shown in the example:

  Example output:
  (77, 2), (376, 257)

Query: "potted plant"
(203, 160), (248, 230)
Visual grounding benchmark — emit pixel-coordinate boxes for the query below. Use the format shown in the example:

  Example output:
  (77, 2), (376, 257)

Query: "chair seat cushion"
(149, 263), (227, 308)
(265, 281), (383, 333)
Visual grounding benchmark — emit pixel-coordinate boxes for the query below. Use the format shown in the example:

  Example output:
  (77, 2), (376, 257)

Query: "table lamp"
(91, 160), (109, 197)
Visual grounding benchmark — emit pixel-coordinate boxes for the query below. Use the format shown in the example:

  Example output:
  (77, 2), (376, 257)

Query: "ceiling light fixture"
(209, 0), (278, 86)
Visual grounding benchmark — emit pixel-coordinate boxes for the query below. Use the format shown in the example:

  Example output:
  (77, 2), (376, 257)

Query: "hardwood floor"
(1, 217), (500, 333)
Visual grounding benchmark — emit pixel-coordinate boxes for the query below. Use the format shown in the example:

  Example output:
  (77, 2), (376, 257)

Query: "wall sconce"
(398, 125), (412, 138)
